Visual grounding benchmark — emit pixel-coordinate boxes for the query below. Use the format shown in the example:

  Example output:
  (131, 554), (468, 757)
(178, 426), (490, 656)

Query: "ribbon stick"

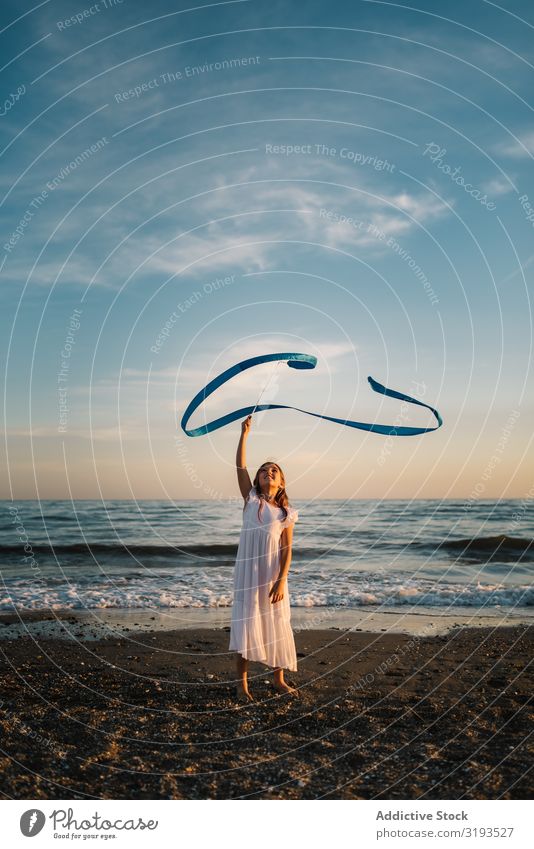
(180, 352), (443, 438)
(250, 359), (283, 417)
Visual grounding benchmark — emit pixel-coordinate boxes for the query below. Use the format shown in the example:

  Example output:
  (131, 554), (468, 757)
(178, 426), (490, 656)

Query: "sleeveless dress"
(229, 487), (299, 671)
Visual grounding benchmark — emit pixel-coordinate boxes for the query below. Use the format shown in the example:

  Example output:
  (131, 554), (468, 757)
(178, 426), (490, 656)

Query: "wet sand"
(0, 623), (532, 799)
(1, 605), (530, 639)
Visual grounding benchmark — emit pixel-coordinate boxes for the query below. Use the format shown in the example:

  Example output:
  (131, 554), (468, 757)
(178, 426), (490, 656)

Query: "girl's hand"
(269, 578), (286, 604)
(241, 415), (252, 436)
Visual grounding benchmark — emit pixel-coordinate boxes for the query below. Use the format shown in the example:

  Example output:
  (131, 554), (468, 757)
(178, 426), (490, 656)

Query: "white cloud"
(3, 256), (101, 287)
(493, 130), (534, 159)
(132, 169), (451, 281)
(480, 176), (515, 197)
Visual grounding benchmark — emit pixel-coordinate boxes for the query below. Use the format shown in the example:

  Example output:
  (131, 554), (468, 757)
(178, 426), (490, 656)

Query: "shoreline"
(0, 605), (532, 641)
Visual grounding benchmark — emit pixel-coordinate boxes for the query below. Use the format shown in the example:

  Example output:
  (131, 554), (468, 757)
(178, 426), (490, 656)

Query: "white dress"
(229, 487), (299, 671)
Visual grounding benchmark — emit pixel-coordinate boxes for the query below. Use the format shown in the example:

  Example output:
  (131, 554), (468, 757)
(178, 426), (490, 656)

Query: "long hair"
(252, 461), (289, 522)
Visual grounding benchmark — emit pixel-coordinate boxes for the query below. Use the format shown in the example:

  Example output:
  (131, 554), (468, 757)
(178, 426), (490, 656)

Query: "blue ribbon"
(180, 352), (443, 437)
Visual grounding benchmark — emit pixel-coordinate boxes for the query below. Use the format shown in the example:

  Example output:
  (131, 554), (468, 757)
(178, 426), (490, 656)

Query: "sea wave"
(1, 576), (531, 611)
(0, 542), (239, 558)
(3, 533), (531, 562)
(0, 541), (329, 563)
(412, 534), (534, 561)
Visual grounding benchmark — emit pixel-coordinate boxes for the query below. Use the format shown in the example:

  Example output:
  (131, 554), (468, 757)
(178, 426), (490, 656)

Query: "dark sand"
(0, 624), (532, 799)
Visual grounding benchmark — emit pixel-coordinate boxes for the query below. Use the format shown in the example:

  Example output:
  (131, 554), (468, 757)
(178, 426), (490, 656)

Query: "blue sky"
(1, 0), (533, 499)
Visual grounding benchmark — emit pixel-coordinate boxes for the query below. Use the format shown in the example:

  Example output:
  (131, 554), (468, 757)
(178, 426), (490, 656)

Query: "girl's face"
(258, 463), (282, 490)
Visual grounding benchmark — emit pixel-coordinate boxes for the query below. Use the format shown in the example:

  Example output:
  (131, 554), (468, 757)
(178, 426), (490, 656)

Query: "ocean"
(1, 499), (532, 614)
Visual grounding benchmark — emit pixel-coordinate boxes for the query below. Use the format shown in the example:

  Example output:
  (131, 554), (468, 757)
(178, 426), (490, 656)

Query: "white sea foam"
(0, 572), (531, 611)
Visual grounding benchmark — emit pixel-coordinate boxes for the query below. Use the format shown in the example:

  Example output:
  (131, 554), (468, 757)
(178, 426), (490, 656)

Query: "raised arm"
(236, 415), (253, 499)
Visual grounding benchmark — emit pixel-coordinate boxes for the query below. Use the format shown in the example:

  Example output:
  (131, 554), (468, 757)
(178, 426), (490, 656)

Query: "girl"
(229, 414), (300, 701)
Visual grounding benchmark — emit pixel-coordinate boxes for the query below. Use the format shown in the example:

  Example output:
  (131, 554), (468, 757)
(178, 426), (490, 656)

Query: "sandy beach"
(0, 615), (531, 800)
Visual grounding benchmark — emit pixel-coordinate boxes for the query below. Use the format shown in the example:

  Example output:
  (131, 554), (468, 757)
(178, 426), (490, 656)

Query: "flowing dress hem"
(229, 645), (297, 672)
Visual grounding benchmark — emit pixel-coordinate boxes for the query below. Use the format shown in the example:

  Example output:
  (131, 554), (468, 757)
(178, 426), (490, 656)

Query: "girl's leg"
(273, 666), (299, 696)
(236, 654), (254, 701)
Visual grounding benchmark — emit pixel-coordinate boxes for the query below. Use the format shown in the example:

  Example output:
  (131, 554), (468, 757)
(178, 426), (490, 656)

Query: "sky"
(1, 0), (533, 500)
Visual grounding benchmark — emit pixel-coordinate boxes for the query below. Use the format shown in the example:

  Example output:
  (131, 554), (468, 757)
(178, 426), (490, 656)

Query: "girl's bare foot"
(235, 685), (254, 702)
(274, 681), (300, 697)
